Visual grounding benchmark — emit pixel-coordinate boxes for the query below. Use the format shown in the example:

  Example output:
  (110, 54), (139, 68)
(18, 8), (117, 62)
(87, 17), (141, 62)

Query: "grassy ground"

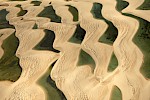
(32, 23), (38, 29)
(37, 61), (67, 100)
(38, 5), (61, 23)
(0, 32), (22, 82)
(15, 4), (27, 17)
(108, 53), (118, 72)
(138, 0), (150, 10)
(69, 24), (86, 44)
(91, 3), (119, 72)
(91, 3), (118, 45)
(110, 86), (122, 100)
(31, 1), (42, 6)
(66, 5), (78, 22)
(8, 0), (27, 1)
(99, 21), (118, 45)
(91, 3), (104, 19)
(115, 0), (150, 79)
(34, 29), (60, 53)
(116, 0), (129, 12)
(0, 9), (15, 29)
(123, 13), (150, 79)
(77, 49), (95, 72)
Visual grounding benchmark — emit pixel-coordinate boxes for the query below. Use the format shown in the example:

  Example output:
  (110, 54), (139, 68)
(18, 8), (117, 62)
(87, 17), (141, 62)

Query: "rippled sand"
(0, 0), (150, 100)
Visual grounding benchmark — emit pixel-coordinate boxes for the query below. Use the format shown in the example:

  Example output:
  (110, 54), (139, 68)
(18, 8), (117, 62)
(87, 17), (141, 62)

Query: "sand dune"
(0, 0), (149, 100)
(122, 0), (150, 22)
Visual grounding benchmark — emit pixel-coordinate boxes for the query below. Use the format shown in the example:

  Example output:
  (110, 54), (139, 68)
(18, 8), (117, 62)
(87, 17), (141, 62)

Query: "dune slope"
(0, 0), (149, 100)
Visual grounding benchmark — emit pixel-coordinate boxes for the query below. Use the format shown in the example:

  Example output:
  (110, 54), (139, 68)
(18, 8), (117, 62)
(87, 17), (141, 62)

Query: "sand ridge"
(0, 0), (149, 100)
(122, 0), (150, 22)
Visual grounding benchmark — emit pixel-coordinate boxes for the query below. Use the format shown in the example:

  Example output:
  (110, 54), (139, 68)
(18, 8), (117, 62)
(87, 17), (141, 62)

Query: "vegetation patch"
(31, 1), (42, 6)
(0, 9), (15, 29)
(8, 0), (27, 1)
(138, 0), (150, 10)
(99, 21), (118, 45)
(116, 0), (129, 12)
(115, 0), (150, 79)
(123, 13), (150, 79)
(110, 86), (122, 100)
(91, 3), (118, 45)
(32, 23), (38, 29)
(69, 24), (86, 44)
(108, 53), (118, 72)
(34, 29), (60, 53)
(91, 3), (104, 19)
(0, 32), (22, 82)
(38, 5), (61, 23)
(78, 49), (95, 72)
(37, 60), (67, 100)
(15, 4), (27, 16)
(66, 5), (79, 21)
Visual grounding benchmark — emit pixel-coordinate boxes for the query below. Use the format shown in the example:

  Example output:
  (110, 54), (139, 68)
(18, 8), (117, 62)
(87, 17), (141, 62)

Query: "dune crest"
(0, 0), (149, 100)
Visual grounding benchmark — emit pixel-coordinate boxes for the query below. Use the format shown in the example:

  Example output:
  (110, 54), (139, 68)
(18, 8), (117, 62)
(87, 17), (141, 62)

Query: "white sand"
(0, 0), (149, 100)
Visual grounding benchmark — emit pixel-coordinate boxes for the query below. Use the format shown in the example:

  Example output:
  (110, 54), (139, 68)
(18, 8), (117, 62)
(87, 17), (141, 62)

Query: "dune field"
(0, 0), (150, 100)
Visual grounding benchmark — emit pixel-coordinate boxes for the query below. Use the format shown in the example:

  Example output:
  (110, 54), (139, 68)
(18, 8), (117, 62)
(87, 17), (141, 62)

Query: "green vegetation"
(66, 5), (78, 21)
(91, 3), (118, 45)
(0, 32), (22, 82)
(99, 21), (118, 45)
(108, 53), (118, 72)
(37, 61), (67, 100)
(78, 49), (95, 72)
(69, 24), (86, 44)
(9, 0), (27, 1)
(91, 3), (104, 19)
(116, 0), (150, 79)
(138, 0), (150, 10)
(34, 29), (59, 53)
(0, 9), (15, 29)
(116, 0), (129, 12)
(122, 13), (150, 79)
(32, 23), (38, 29)
(15, 4), (27, 16)
(38, 5), (61, 23)
(31, 1), (42, 6)
(110, 86), (122, 100)
(0, 8), (21, 82)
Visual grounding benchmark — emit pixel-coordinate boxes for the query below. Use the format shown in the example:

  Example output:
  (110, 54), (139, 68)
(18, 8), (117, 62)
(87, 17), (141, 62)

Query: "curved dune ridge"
(0, 0), (150, 100)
